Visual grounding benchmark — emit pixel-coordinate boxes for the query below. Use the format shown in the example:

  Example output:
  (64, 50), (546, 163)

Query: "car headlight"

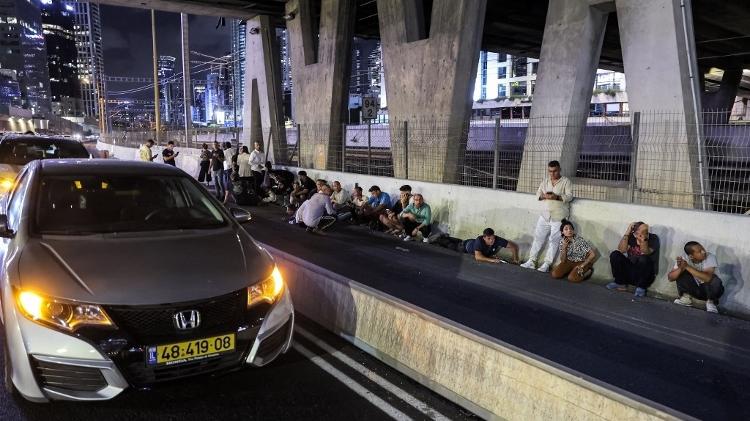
(247, 266), (285, 307)
(15, 290), (115, 332)
(0, 177), (13, 191)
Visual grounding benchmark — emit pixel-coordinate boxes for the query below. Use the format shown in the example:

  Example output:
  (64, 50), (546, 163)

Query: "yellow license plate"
(148, 333), (235, 366)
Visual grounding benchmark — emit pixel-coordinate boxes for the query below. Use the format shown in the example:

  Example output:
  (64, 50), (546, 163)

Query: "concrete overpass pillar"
(286, 0), (354, 169)
(242, 15), (287, 164)
(377, 0), (487, 182)
(516, 0), (608, 193)
(616, 0), (707, 209)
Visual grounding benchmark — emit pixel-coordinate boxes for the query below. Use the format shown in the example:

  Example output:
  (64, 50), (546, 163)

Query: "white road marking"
(293, 342), (413, 421)
(295, 327), (452, 421)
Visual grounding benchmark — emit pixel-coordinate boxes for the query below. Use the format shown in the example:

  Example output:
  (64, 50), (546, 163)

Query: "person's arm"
(474, 250), (501, 264)
(420, 205), (432, 226)
(537, 180), (546, 201)
(578, 247), (599, 273)
(324, 197), (335, 215)
(557, 178), (573, 203)
(667, 257), (686, 281)
(506, 241), (519, 264)
(685, 264), (715, 283)
(617, 222), (634, 253)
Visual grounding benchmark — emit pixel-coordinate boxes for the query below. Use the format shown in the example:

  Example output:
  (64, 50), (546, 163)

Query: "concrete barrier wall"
(270, 245), (686, 421)
(277, 167), (750, 317)
(96, 141), (750, 317)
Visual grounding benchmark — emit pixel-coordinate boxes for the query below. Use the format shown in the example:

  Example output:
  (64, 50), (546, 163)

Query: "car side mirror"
(0, 214), (14, 238)
(230, 207), (252, 223)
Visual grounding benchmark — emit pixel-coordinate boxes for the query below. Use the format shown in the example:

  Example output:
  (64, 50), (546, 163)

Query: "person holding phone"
(380, 185), (411, 235)
(551, 219), (598, 282)
(607, 221), (660, 297)
(161, 141), (179, 166)
(520, 160), (574, 272)
(139, 139), (157, 162)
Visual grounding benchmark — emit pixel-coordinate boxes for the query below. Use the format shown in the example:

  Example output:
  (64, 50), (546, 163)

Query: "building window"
(511, 81), (527, 97)
(498, 53), (507, 62)
(511, 57), (527, 78)
(498, 84), (507, 98)
(532, 62), (538, 75)
(498, 66), (507, 79)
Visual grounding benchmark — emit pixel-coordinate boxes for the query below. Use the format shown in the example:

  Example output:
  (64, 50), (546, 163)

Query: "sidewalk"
(246, 205), (750, 420)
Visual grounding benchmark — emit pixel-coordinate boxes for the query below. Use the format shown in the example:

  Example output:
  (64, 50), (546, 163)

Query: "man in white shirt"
(330, 181), (350, 212)
(249, 141), (265, 194)
(668, 241), (724, 313)
(295, 185), (336, 233)
(520, 160), (574, 272)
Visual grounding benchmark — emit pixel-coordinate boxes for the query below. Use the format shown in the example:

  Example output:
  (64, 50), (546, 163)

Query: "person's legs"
(551, 261), (576, 279)
(702, 276), (725, 302)
(522, 216), (549, 267)
(198, 162), (209, 182)
(542, 220), (563, 266)
(633, 255), (656, 290)
(419, 224), (432, 239)
(567, 262), (592, 283)
(675, 270), (703, 303)
(609, 251), (632, 286)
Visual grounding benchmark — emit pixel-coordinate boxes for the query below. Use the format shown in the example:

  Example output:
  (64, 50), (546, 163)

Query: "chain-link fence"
(274, 111), (750, 215)
(99, 111), (750, 214)
(102, 128), (243, 149)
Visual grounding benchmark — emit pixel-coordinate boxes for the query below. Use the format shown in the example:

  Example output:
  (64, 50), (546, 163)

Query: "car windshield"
(0, 138), (89, 166)
(36, 175), (227, 235)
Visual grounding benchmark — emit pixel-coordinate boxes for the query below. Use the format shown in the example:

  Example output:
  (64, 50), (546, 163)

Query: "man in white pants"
(520, 160), (574, 272)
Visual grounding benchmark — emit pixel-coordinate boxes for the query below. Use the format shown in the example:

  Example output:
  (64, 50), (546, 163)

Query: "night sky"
(101, 5), (231, 99)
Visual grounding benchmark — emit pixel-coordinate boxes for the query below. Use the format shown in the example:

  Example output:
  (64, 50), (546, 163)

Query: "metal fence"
(278, 111), (750, 215)
(102, 128), (244, 149)
(100, 111), (750, 215)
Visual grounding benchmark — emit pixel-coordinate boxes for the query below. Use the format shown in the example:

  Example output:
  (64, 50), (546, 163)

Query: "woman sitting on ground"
(607, 221), (659, 297)
(551, 219), (599, 282)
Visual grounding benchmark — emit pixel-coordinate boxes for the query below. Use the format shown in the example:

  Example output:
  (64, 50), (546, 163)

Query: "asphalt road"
(0, 316), (476, 421)
(245, 205), (750, 421)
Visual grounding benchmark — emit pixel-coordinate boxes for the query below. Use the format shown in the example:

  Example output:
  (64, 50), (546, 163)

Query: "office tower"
(41, 0), (81, 116)
(72, 0), (104, 119)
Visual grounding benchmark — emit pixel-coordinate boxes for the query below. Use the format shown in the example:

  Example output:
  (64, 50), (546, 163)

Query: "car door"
(0, 167), (30, 277)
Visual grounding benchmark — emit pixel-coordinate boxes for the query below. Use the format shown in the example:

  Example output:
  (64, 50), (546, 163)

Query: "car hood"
(18, 227), (272, 305)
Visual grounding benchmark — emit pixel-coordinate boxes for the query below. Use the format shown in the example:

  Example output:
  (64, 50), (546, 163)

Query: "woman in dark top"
(607, 221), (659, 297)
(551, 219), (599, 282)
(198, 143), (211, 184)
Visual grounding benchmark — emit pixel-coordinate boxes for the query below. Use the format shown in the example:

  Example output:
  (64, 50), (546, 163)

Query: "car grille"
(255, 318), (292, 363)
(31, 357), (108, 393)
(103, 290), (247, 342)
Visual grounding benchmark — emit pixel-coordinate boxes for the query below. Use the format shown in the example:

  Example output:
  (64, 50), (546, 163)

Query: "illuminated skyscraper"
(72, 0), (104, 119)
(0, 0), (52, 114)
(41, 0), (81, 116)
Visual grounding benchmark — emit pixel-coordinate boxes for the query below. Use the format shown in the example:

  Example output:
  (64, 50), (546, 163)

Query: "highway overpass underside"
(97, 0), (749, 207)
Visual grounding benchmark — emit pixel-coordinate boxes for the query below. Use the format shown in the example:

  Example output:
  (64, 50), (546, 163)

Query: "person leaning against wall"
(550, 219), (599, 282)
(668, 241), (724, 313)
(607, 221), (660, 297)
(520, 160), (574, 273)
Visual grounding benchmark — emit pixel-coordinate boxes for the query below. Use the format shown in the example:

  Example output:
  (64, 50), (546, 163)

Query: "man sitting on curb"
(362, 185), (391, 227)
(294, 185), (336, 233)
(463, 228), (519, 264)
(399, 193), (432, 242)
(668, 241), (724, 313)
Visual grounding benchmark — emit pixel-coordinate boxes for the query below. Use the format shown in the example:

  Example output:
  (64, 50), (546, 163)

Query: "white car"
(0, 159), (294, 402)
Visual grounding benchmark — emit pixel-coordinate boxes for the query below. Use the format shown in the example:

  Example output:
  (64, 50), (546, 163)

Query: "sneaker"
(706, 301), (719, 313)
(537, 262), (551, 273)
(422, 238), (429, 243)
(673, 295), (693, 307)
(520, 260), (536, 270)
(605, 282), (620, 290)
(403, 235), (414, 242)
(634, 287), (647, 297)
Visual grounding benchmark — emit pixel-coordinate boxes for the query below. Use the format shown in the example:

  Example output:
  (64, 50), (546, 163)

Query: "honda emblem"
(173, 310), (201, 330)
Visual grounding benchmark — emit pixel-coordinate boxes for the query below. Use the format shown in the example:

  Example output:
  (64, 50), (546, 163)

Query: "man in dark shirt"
(463, 228), (520, 264)
(289, 170), (317, 210)
(210, 142), (226, 199)
(162, 141), (178, 166)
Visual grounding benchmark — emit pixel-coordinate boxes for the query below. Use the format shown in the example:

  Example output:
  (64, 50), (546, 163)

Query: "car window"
(0, 138), (89, 166)
(7, 168), (30, 230)
(35, 175), (227, 235)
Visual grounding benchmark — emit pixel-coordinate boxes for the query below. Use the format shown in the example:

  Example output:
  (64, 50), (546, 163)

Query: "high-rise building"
(206, 72), (222, 123)
(473, 52), (539, 101)
(41, 0), (81, 116)
(276, 28), (292, 120)
(73, 0), (104, 119)
(158, 55), (180, 125)
(230, 19), (245, 125)
(0, 68), (21, 107)
(0, 0), (52, 114)
(192, 82), (206, 123)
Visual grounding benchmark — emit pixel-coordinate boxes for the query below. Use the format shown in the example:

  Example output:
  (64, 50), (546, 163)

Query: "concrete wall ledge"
(267, 244), (691, 420)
